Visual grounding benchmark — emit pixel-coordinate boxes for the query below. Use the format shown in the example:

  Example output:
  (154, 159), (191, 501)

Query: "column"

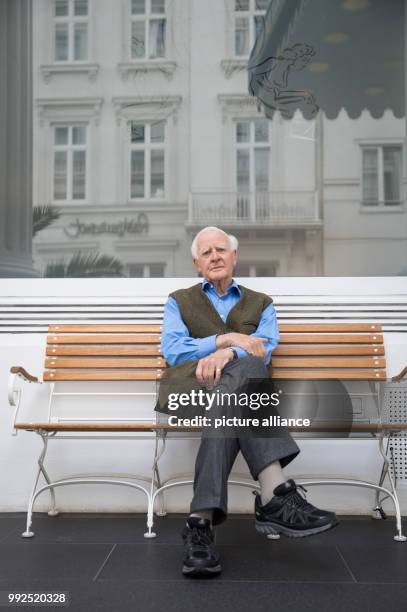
(0, 0), (36, 277)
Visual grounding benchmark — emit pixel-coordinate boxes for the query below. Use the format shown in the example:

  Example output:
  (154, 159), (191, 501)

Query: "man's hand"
(216, 332), (267, 359)
(196, 348), (234, 388)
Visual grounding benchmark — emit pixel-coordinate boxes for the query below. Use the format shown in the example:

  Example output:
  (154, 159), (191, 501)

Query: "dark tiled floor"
(1, 514), (407, 611)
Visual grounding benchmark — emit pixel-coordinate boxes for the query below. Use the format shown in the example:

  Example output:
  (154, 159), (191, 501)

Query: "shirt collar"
(201, 278), (241, 297)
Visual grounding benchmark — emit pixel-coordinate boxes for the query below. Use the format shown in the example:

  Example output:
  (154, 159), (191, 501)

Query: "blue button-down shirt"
(161, 279), (279, 367)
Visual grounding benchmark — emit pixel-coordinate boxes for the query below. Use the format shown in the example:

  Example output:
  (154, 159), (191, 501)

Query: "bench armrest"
(10, 366), (39, 383)
(8, 367), (40, 407)
(392, 367), (407, 382)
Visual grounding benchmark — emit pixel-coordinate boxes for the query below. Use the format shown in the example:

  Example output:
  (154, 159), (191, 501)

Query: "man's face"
(193, 230), (237, 284)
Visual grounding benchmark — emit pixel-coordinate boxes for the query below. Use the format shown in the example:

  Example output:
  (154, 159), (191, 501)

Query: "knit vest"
(155, 282), (273, 414)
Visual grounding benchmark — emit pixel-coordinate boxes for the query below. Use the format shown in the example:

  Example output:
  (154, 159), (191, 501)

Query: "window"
(234, 0), (268, 57)
(130, 0), (166, 59)
(53, 125), (87, 201)
(128, 263), (166, 277)
(235, 119), (270, 218)
(236, 119), (270, 190)
(362, 145), (403, 206)
(130, 120), (165, 199)
(54, 0), (88, 61)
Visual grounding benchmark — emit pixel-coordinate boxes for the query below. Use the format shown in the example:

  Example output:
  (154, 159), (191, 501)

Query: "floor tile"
(98, 542), (352, 582)
(338, 543), (407, 583)
(3, 514), (150, 544)
(0, 518), (20, 543)
(0, 542), (113, 581)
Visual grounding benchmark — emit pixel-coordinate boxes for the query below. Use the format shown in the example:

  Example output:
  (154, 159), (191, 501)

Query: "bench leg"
(154, 462), (166, 517)
(38, 432), (59, 517)
(378, 432), (406, 542)
(154, 434), (167, 517)
(22, 433), (52, 538)
(372, 436), (390, 520)
(144, 497), (157, 539)
(144, 436), (165, 539)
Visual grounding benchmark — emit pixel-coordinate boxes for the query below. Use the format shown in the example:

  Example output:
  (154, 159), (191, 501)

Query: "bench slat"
(14, 422), (183, 432)
(45, 344), (386, 357)
(46, 333), (383, 346)
(273, 346), (385, 356)
(43, 370), (162, 381)
(43, 368), (386, 381)
(44, 356), (385, 369)
(46, 346), (161, 356)
(48, 323), (382, 333)
(14, 422), (405, 433)
(45, 357), (166, 369)
(271, 369), (386, 379)
(49, 324), (162, 333)
(271, 357), (386, 368)
(279, 334), (383, 344)
(279, 324), (383, 332)
(47, 334), (161, 345)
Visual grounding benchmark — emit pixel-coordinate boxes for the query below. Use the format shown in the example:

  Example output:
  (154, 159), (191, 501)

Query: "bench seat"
(8, 321), (407, 541)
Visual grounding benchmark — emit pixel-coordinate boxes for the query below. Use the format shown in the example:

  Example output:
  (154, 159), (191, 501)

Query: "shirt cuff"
(196, 335), (217, 359)
(231, 346), (248, 360)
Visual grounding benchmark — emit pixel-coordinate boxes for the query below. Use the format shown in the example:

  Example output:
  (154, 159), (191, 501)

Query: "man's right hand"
(216, 333), (267, 359)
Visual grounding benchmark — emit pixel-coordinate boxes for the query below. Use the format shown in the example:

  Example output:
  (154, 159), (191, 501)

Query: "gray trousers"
(190, 356), (300, 525)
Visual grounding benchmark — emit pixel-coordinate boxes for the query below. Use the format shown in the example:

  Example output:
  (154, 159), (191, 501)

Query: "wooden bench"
(8, 322), (407, 541)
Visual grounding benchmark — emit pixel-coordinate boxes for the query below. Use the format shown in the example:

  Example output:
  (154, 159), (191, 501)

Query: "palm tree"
(45, 252), (124, 278)
(33, 206), (125, 278)
(33, 205), (60, 237)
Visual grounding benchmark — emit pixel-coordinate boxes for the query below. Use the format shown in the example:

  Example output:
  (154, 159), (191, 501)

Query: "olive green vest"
(155, 282), (273, 414)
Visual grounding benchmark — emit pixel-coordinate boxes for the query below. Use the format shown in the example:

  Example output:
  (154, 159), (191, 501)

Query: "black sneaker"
(181, 517), (222, 576)
(254, 479), (339, 538)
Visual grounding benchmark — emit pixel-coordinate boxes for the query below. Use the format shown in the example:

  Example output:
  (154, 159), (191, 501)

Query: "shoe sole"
(182, 564), (222, 576)
(255, 519), (339, 538)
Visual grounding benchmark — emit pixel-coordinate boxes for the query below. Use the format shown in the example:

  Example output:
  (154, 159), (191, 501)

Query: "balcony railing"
(188, 191), (320, 226)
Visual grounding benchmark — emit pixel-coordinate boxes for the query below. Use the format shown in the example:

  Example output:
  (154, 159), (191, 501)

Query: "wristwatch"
(230, 348), (238, 361)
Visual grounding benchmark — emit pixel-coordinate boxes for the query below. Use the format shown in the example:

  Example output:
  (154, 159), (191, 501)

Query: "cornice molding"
(36, 97), (104, 126)
(117, 61), (177, 82)
(218, 94), (262, 123)
(220, 58), (248, 79)
(40, 63), (100, 83)
(112, 95), (183, 125)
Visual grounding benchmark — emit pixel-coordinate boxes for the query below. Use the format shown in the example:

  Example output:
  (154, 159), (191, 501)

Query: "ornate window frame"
(118, 0), (177, 81)
(112, 95), (182, 204)
(40, 0), (99, 83)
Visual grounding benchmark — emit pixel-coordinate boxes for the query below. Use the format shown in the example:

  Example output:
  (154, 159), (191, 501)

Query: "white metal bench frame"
(8, 323), (407, 543)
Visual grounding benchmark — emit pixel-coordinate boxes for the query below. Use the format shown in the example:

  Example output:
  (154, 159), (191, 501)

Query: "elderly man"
(159, 226), (338, 576)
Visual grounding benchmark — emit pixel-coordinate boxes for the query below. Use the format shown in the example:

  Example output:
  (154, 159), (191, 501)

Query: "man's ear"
(193, 258), (201, 274)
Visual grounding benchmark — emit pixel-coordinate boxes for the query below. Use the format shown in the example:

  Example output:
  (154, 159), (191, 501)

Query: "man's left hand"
(195, 348), (234, 388)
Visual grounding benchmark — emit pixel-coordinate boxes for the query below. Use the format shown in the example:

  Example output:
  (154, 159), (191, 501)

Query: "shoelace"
(187, 526), (213, 547)
(284, 485), (315, 511)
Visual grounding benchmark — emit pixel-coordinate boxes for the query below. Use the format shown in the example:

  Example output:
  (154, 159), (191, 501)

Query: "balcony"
(187, 191), (321, 228)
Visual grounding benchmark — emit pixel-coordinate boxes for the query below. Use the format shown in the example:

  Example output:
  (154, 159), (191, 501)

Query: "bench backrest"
(44, 323), (386, 382)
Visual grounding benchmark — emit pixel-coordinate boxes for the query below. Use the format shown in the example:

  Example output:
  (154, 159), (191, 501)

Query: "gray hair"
(191, 226), (238, 258)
